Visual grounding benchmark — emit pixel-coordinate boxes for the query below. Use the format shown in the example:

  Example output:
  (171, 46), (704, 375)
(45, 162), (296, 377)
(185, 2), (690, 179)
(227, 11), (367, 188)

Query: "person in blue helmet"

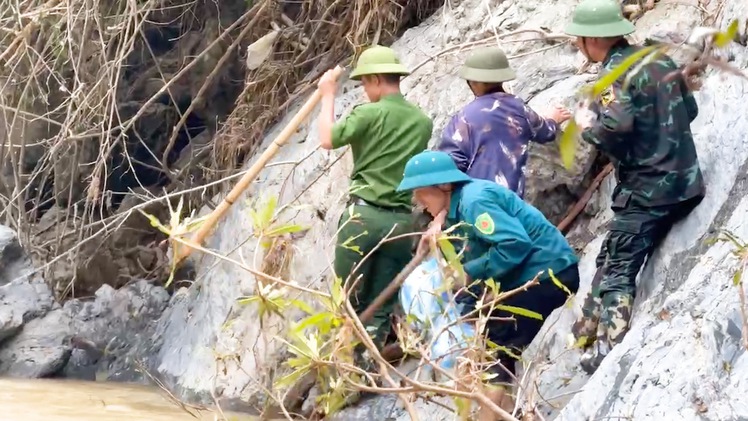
(397, 150), (581, 419)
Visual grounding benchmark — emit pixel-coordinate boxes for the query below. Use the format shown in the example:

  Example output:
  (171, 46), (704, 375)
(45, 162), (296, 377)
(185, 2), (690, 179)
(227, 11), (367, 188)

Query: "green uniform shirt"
(447, 179), (579, 292)
(582, 39), (706, 208)
(331, 93), (433, 210)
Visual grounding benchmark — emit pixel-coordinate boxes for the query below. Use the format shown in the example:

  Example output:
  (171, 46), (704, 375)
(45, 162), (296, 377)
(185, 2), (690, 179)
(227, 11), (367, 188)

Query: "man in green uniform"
(563, 0), (706, 374)
(397, 150), (580, 419)
(317, 45), (433, 351)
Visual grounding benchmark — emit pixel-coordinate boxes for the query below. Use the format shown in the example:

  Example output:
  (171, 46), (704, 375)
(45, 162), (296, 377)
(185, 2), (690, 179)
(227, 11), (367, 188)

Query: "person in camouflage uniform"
(563, 0), (706, 374)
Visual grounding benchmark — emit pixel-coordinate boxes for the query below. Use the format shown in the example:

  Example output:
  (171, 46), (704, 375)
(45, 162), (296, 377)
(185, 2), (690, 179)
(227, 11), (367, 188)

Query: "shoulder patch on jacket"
(474, 212), (495, 235)
(600, 87), (617, 107)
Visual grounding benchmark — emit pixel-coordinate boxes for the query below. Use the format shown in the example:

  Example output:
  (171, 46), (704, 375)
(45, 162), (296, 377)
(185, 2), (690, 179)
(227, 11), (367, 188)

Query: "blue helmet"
(397, 150), (471, 192)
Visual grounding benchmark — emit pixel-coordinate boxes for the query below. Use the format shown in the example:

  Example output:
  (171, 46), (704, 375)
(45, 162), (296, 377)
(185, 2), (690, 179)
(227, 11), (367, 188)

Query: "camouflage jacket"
(437, 92), (560, 198)
(583, 40), (706, 208)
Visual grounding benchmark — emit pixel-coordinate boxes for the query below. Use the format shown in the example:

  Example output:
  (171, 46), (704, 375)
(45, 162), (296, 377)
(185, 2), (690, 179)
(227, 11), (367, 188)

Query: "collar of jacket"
(602, 38), (632, 68)
(378, 92), (405, 103)
(447, 184), (466, 220)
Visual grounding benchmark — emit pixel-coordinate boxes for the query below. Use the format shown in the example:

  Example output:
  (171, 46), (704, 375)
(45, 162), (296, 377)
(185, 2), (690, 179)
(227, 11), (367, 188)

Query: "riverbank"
(0, 378), (273, 421)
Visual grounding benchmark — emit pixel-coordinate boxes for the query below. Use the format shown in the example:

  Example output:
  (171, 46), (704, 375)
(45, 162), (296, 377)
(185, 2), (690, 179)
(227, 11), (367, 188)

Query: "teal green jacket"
(447, 179), (579, 292)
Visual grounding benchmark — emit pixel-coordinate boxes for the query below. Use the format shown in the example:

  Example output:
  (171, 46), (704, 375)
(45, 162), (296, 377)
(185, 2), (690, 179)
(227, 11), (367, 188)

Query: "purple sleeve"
(524, 104), (559, 144)
(437, 114), (472, 172)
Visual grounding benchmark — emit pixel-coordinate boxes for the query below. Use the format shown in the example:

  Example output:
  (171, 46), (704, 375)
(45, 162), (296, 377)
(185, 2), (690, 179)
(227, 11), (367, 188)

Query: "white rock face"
(130, 0), (748, 418)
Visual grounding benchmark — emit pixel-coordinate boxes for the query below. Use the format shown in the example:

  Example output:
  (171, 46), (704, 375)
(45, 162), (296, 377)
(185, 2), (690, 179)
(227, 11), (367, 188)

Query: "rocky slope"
(1, 0), (747, 419)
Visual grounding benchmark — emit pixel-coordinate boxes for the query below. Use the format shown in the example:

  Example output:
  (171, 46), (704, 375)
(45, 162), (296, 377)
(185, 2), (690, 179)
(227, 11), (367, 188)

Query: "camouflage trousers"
(572, 194), (703, 349)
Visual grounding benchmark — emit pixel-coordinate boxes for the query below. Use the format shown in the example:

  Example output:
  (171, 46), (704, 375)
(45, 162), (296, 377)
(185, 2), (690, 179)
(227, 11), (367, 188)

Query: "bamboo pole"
(173, 65), (345, 263)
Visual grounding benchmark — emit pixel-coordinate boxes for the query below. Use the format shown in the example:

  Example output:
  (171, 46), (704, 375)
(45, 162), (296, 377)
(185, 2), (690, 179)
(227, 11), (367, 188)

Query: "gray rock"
(0, 225), (28, 284)
(0, 244), (169, 383)
(0, 309), (72, 377)
(0, 226), (55, 344)
(61, 280), (170, 382)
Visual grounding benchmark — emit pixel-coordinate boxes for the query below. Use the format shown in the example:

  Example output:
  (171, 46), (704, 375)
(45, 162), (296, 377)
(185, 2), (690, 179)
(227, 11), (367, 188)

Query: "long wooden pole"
(556, 163), (614, 233)
(174, 65), (345, 263)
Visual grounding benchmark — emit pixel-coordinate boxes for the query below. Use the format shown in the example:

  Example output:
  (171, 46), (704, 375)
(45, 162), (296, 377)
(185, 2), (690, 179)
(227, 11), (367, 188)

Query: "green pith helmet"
(349, 45), (410, 81)
(397, 151), (472, 192)
(564, 0), (636, 38)
(458, 47), (516, 83)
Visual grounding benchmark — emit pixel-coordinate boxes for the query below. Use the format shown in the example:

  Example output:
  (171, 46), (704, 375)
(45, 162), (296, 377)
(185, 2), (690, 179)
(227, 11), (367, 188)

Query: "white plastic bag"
(399, 257), (444, 330)
(399, 256), (476, 372)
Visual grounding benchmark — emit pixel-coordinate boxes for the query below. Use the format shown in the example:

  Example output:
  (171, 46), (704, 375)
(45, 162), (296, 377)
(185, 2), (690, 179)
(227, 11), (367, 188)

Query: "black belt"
(348, 197), (410, 213)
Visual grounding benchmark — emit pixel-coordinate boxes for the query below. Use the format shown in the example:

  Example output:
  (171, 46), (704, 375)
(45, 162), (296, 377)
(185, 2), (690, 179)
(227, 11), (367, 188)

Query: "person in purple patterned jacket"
(437, 46), (571, 197)
(421, 47), (572, 243)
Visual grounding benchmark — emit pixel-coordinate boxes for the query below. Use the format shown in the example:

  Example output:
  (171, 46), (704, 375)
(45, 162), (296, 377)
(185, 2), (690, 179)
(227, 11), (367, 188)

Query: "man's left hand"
(318, 69), (338, 96)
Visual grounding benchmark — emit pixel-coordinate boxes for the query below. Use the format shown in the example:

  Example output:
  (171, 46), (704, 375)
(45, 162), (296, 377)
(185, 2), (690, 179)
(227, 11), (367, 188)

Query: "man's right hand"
(546, 105), (572, 124)
(417, 211), (446, 255)
(417, 224), (440, 255)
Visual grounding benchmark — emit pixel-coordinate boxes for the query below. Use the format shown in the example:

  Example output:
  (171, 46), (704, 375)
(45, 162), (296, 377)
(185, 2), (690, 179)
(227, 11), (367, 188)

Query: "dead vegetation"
(210, 0), (443, 171)
(0, 0), (442, 298)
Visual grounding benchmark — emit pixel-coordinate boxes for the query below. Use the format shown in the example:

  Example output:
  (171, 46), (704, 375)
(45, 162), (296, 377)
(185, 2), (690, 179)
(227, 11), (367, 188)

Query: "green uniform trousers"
(573, 193), (703, 347)
(334, 201), (415, 347)
(596, 193), (704, 299)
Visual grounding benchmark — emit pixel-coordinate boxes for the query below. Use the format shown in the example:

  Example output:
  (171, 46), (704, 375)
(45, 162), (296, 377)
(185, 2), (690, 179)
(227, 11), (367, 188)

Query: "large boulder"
(0, 223), (170, 381)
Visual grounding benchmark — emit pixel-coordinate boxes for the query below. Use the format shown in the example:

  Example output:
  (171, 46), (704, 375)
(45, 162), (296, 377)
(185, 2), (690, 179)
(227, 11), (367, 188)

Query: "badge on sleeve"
(600, 87), (616, 107)
(474, 213), (495, 235)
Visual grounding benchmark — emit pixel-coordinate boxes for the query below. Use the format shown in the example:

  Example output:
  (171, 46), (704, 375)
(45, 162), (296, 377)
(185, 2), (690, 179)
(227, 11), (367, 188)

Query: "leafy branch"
(557, 20), (745, 170)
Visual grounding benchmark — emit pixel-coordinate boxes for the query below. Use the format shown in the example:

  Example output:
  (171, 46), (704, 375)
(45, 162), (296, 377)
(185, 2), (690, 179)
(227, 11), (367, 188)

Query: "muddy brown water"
(0, 378), (280, 421)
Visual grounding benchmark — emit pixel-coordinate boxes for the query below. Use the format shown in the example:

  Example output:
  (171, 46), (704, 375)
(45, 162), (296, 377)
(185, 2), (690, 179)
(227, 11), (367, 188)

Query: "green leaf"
(733, 269), (743, 286)
(264, 224), (307, 238)
(591, 44), (662, 98)
(571, 335), (589, 349)
(170, 197), (184, 230)
(558, 120), (579, 170)
(286, 356), (311, 369)
(288, 298), (315, 315)
(274, 366), (309, 388)
(622, 48), (665, 92)
(496, 304), (543, 320)
(714, 19), (739, 48)
(486, 341), (522, 360)
(260, 195), (278, 230)
(184, 213), (210, 232)
(438, 237), (465, 276)
(454, 396), (471, 421)
(485, 278), (499, 296)
(548, 268), (572, 296)
(341, 232), (367, 256)
(295, 312), (334, 334)
(138, 210), (170, 235)
(330, 276), (344, 309)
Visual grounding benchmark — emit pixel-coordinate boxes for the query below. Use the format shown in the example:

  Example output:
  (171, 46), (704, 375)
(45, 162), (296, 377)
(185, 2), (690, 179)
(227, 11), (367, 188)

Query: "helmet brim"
(396, 170), (472, 192)
(563, 19), (636, 38)
(349, 63), (411, 80)
(458, 66), (516, 83)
